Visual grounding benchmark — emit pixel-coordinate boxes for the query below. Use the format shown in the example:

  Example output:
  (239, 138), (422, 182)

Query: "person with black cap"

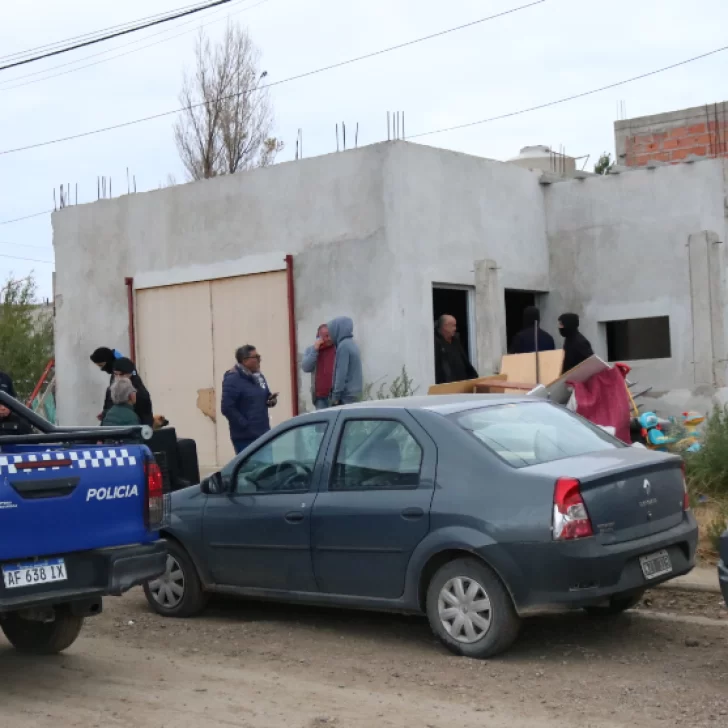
(111, 357), (154, 427)
(509, 306), (555, 355)
(558, 313), (594, 374)
(90, 347), (124, 421)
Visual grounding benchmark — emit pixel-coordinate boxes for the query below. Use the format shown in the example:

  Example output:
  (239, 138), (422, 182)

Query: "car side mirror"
(200, 471), (225, 495)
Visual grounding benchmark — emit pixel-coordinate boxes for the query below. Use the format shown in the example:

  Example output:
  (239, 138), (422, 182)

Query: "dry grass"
(692, 500), (728, 564)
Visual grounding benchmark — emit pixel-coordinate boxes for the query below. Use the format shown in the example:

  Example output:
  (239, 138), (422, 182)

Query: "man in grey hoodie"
(328, 316), (363, 405)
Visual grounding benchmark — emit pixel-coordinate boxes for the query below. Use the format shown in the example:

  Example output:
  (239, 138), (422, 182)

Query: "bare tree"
(174, 23), (282, 180)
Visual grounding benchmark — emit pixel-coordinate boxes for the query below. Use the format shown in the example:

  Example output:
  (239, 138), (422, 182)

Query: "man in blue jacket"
(328, 317), (363, 406)
(221, 345), (278, 454)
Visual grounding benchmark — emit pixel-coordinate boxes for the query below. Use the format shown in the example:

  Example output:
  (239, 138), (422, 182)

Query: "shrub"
(705, 506), (728, 554)
(362, 367), (418, 401)
(684, 407), (728, 499)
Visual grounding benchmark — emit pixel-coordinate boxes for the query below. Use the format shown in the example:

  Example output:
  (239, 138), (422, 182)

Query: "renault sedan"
(144, 395), (698, 659)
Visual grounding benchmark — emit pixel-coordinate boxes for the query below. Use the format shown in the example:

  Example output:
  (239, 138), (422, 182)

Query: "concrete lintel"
(134, 251), (288, 290)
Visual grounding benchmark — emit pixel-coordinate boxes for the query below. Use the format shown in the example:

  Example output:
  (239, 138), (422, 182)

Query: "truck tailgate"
(0, 446), (153, 562)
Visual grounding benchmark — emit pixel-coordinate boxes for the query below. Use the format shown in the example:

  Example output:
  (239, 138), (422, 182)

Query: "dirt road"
(1, 590), (727, 728)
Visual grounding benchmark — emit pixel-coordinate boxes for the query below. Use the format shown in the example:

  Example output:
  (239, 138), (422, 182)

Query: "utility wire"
(0, 0), (213, 63)
(409, 43), (728, 139)
(0, 0), (265, 93)
(0, 0), (546, 155)
(0, 211), (53, 225)
(0, 240), (54, 251)
(0, 252), (54, 265)
(0, 0), (234, 72)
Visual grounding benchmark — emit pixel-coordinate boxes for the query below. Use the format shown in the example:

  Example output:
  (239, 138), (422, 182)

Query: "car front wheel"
(425, 557), (520, 659)
(143, 540), (207, 618)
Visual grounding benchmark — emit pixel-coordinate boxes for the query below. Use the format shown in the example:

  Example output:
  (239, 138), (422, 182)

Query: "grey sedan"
(144, 395), (698, 659)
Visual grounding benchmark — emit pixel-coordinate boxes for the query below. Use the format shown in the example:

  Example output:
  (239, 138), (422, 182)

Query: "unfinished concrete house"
(53, 127), (728, 472)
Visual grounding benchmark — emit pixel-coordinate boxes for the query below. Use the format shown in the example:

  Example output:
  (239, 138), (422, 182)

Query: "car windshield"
(450, 402), (622, 468)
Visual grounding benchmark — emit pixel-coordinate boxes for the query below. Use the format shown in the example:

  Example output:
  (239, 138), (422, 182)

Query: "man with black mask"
(509, 306), (555, 355)
(90, 346), (124, 421)
(558, 313), (594, 374)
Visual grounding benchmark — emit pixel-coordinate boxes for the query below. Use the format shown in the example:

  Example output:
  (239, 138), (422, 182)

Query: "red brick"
(645, 142), (660, 152)
(687, 146), (707, 157)
(634, 134), (653, 144)
(688, 123), (707, 134)
(652, 152), (671, 162)
(663, 139), (679, 150)
(694, 133), (712, 145)
(669, 126), (689, 138)
(633, 154), (651, 166)
(670, 149), (691, 161)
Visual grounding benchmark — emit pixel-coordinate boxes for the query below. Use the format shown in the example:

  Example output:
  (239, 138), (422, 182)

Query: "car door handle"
(401, 507), (424, 520)
(284, 511), (305, 523)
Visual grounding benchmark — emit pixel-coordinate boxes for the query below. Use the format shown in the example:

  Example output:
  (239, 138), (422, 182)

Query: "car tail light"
(553, 477), (594, 540)
(681, 461), (690, 511)
(144, 459), (167, 530)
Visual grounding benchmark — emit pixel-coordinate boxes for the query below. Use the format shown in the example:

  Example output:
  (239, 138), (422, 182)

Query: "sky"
(1, 0), (727, 300)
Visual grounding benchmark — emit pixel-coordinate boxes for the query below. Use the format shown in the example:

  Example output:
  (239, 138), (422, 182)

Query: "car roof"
(340, 394), (538, 416)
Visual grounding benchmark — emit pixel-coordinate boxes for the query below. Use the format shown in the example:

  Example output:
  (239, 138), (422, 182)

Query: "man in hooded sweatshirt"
(558, 313), (594, 374)
(509, 306), (555, 355)
(328, 317), (363, 406)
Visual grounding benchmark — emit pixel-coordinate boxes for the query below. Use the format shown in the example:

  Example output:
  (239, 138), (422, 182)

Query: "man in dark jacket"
(0, 404), (32, 435)
(221, 345), (278, 454)
(509, 306), (555, 354)
(434, 315), (478, 384)
(111, 358), (154, 427)
(559, 313), (594, 374)
(101, 378), (141, 427)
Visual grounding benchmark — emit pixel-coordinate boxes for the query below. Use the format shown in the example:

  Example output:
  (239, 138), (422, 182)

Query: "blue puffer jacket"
(220, 366), (272, 441)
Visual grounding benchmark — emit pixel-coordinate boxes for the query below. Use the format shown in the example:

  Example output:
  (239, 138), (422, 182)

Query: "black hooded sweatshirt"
(509, 306), (555, 355)
(559, 313), (594, 374)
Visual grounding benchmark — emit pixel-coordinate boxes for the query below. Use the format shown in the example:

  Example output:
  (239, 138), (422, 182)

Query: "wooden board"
(543, 355), (610, 405)
(475, 381), (535, 394)
(499, 350), (564, 390)
(428, 374), (507, 396)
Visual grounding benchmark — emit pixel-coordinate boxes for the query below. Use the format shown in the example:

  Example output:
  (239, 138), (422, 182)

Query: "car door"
(202, 419), (332, 591)
(311, 408), (436, 599)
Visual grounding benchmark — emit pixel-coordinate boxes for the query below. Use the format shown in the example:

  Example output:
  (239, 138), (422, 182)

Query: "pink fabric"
(569, 365), (631, 444)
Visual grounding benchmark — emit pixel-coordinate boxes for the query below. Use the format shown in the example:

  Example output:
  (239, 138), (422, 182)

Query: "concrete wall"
(53, 143), (389, 425)
(615, 101), (728, 167)
(543, 157), (728, 413)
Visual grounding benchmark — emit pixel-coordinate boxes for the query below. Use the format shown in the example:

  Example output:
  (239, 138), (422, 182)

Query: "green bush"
(706, 506), (728, 552)
(362, 366), (418, 401)
(684, 407), (728, 499)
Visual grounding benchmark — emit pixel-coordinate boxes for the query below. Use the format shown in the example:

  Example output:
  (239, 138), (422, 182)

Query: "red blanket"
(569, 364), (631, 443)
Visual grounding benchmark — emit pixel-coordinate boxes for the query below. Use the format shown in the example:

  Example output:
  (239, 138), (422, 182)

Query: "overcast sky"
(1, 0), (727, 299)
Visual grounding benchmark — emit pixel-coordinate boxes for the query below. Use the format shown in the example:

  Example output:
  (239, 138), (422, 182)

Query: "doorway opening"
(432, 285), (474, 361)
(504, 290), (536, 347)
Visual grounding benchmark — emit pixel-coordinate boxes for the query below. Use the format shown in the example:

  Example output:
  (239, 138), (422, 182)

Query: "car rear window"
(450, 402), (623, 468)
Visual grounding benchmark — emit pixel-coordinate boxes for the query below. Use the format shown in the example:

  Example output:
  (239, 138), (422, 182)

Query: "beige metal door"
(136, 282), (218, 472)
(210, 271), (292, 466)
(136, 270), (292, 473)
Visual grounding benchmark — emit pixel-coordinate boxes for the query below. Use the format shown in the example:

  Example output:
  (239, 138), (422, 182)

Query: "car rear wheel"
(143, 540), (207, 618)
(584, 591), (645, 616)
(1, 609), (84, 654)
(425, 557), (520, 659)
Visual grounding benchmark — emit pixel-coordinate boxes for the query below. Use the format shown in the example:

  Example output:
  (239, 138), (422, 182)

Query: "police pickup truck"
(0, 392), (167, 654)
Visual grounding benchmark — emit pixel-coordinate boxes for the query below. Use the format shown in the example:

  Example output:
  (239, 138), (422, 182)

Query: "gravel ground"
(1, 588), (726, 728)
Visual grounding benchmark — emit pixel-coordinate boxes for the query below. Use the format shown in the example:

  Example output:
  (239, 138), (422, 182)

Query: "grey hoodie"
(328, 316), (363, 403)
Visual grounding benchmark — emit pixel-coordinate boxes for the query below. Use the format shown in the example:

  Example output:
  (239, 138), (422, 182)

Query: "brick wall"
(615, 102), (728, 167)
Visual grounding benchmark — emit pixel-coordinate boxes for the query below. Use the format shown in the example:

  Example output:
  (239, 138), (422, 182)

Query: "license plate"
(639, 550), (672, 580)
(2, 558), (67, 589)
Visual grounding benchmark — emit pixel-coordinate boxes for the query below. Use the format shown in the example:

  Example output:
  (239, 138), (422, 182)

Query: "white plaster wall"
(53, 144), (389, 425)
(543, 158), (728, 412)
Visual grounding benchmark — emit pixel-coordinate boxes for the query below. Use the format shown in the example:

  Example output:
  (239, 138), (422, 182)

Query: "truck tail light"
(681, 461), (690, 511)
(553, 477), (593, 540)
(144, 459), (167, 530)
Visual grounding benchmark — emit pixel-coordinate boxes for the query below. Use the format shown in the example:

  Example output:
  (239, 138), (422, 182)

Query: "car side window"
(330, 419), (423, 491)
(235, 423), (327, 495)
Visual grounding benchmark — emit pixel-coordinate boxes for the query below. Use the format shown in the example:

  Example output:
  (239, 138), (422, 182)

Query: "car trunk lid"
(527, 448), (686, 544)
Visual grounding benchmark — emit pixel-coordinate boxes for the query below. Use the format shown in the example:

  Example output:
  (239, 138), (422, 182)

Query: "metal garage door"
(135, 270), (292, 474)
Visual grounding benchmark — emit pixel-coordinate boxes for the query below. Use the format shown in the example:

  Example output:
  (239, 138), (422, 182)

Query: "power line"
(0, 0), (234, 72)
(0, 240), (54, 251)
(0, 211), (53, 226)
(0, 0), (546, 155)
(0, 0), (265, 93)
(0, 0), (213, 63)
(409, 43), (728, 139)
(0, 252), (54, 265)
